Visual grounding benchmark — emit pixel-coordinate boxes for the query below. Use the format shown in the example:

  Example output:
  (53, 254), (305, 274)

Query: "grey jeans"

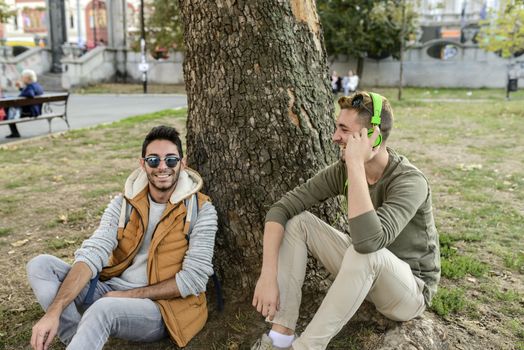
(26, 254), (167, 350)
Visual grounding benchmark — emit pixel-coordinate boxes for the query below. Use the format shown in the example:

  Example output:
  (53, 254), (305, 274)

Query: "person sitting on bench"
(5, 69), (44, 138)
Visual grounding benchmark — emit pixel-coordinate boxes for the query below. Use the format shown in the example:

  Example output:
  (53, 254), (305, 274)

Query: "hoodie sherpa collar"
(123, 167), (203, 205)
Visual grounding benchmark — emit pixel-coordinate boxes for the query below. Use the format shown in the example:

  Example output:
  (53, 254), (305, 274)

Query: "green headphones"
(368, 92), (383, 148)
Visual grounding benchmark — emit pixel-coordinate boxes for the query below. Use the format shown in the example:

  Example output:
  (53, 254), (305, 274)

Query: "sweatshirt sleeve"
(19, 85), (35, 98)
(349, 171), (429, 253)
(265, 161), (346, 227)
(74, 195), (122, 278)
(175, 201), (218, 297)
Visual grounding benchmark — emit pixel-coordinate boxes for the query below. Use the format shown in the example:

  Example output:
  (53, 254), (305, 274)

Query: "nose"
(157, 158), (169, 170)
(332, 129), (341, 143)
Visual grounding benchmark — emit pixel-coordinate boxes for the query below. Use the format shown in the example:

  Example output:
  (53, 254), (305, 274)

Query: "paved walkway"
(0, 93), (187, 144)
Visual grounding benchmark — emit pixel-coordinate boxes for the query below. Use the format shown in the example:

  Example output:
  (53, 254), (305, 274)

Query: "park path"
(0, 93), (187, 145)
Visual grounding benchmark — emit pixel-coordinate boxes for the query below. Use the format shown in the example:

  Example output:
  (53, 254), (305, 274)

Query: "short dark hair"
(142, 125), (184, 158)
(337, 92), (394, 143)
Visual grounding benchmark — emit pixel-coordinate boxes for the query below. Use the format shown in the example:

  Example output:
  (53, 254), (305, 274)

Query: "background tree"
(0, 0), (14, 23)
(147, 0), (184, 51)
(178, 0), (344, 294)
(317, 0), (418, 78)
(478, 1), (524, 58)
(130, 0), (185, 56)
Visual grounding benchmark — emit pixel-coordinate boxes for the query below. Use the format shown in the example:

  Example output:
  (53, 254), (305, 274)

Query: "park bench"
(0, 93), (70, 133)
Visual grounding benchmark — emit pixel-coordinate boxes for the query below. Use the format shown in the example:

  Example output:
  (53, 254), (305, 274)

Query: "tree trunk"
(178, 1), (450, 349)
(179, 0), (343, 296)
(357, 56), (364, 81)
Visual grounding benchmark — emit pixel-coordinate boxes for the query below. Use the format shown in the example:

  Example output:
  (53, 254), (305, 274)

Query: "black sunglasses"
(143, 155), (181, 168)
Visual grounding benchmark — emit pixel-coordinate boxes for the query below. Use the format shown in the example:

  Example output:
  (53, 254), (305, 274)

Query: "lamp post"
(398, 0), (406, 101)
(76, 0), (82, 46)
(45, 0), (67, 72)
(139, 0), (148, 94)
(92, 0), (97, 47)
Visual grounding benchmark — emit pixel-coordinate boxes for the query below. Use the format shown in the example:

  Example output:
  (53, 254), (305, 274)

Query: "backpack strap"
(83, 272), (100, 306)
(183, 193), (224, 312)
(183, 193), (199, 241)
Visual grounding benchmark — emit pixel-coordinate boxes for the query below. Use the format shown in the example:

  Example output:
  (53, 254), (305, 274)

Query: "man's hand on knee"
(30, 311), (60, 350)
(252, 273), (280, 321)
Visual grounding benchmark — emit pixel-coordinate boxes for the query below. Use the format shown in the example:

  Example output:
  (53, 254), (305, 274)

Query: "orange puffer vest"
(100, 168), (210, 347)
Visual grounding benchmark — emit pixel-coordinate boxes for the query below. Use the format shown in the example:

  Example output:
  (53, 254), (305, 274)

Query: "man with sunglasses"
(252, 92), (440, 350)
(27, 125), (218, 350)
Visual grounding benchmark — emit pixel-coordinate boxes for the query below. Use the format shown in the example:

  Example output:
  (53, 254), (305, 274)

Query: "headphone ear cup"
(368, 128), (382, 147)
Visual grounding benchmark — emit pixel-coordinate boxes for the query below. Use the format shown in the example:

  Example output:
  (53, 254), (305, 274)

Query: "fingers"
(369, 126), (380, 145)
(31, 329), (47, 350)
(253, 294), (277, 320)
(268, 297), (280, 320)
(254, 296), (263, 314)
(267, 305), (276, 321)
(30, 327), (36, 349)
(43, 329), (56, 350)
(262, 303), (270, 318)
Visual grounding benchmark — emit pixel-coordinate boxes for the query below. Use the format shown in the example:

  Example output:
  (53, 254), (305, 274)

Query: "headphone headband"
(367, 92), (383, 148)
(369, 92), (382, 126)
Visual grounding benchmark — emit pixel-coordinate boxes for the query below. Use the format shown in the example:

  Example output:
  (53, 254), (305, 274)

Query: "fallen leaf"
(10, 239), (29, 247)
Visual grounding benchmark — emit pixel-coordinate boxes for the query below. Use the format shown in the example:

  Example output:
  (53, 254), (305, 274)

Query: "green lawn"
(0, 88), (522, 349)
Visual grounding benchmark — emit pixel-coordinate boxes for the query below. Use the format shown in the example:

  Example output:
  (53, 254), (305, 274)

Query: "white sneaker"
(251, 333), (292, 350)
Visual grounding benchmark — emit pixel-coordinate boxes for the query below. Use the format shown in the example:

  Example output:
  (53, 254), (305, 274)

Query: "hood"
(123, 167), (203, 205)
(117, 167), (203, 228)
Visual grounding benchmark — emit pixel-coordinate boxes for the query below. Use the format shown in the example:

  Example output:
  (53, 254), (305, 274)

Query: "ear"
(181, 156), (187, 169)
(139, 157), (146, 171)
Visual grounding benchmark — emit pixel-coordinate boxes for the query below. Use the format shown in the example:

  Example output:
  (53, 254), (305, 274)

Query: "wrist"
(260, 265), (277, 277)
(347, 160), (365, 174)
(46, 304), (63, 318)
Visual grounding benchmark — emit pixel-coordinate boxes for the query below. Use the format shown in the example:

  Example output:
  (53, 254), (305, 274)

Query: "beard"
(147, 168), (181, 193)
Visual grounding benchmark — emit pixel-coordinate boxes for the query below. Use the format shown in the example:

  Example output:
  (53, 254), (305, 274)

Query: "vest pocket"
(188, 293), (206, 307)
(156, 239), (188, 254)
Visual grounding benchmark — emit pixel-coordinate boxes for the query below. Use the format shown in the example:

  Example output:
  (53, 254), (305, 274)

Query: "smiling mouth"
(155, 174), (172, 179)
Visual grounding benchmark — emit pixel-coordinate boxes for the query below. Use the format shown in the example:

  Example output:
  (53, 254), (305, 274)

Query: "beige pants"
(271, 211), (426, 350)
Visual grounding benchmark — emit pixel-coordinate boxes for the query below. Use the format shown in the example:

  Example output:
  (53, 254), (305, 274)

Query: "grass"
(72, 83), (187, 95)
(46, 237), (78, 250)
(0, 87), (522, 349)
(0, 228), (12, 237)
(371, 86), (524, 101)
(503, 252), (524, 272)
(441, 255), (489, 279)
(430, 287), (467, 317)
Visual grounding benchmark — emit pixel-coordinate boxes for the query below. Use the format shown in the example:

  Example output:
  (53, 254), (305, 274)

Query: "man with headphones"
(251, 92), (440, 350)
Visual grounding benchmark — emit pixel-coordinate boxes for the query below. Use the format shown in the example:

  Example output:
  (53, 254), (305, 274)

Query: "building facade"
(0, 0), (141, 49)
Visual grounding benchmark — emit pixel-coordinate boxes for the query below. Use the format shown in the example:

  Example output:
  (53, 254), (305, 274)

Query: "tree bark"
(178, 0), (343, 296)
(178, 2), (450, 349)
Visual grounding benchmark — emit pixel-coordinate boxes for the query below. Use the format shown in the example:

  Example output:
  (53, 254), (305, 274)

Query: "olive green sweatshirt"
(265, 148), (440, 305)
